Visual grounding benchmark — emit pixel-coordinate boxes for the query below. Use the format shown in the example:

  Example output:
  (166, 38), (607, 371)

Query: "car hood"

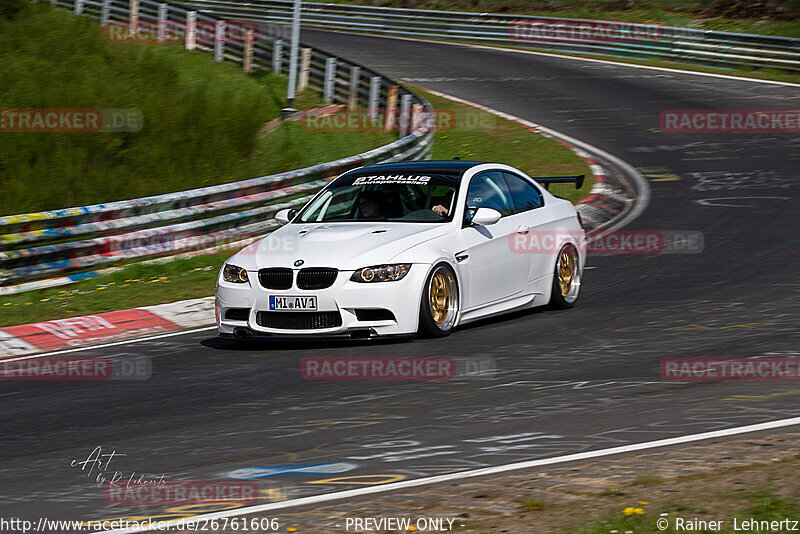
(231, 222), (452, 271)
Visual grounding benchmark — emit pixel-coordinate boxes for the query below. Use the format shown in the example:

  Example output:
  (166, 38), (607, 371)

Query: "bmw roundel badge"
(294, 259), (304, 267)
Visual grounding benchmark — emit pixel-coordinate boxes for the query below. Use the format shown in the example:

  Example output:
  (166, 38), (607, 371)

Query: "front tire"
(550, 243), (581, 309)
(417, 263), (459, 338)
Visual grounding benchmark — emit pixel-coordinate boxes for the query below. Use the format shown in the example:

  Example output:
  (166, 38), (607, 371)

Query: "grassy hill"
(0, 2), (394, 214)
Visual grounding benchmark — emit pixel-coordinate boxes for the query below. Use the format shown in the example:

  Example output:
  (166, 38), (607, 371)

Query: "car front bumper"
(216, 265), (430, 337)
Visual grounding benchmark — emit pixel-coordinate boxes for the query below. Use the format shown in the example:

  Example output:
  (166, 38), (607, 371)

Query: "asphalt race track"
(2, 30), (799, 529)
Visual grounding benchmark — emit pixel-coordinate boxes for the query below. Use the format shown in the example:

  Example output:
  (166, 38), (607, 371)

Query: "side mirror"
(275, 208), (296, 226)
(470, 207), (502, 226)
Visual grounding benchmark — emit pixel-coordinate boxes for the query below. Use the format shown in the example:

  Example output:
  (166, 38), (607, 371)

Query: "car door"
(501, 171), (554, 290)
(458, 171), (531, 309)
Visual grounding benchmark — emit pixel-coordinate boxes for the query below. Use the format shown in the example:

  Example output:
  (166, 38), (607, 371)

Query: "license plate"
(269, 295), (318, 311)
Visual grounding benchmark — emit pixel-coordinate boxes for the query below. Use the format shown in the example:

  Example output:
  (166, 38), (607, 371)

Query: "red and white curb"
(0, 296), (215, 358)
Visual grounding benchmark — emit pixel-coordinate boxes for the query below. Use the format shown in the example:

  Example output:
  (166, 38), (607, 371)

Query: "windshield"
(296, 172), (460, 223)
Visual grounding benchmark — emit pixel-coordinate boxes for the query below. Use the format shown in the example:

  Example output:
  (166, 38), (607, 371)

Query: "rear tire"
(417, 263), (459, 338)
(549, 243), (581, 309)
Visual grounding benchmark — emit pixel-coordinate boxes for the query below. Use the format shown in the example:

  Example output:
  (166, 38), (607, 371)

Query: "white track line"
(99, 416), (800, 533)
(0, 326), (216, 363)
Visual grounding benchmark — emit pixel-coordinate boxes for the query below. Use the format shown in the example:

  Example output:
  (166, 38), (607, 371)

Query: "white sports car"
(215, 161), (586, 339)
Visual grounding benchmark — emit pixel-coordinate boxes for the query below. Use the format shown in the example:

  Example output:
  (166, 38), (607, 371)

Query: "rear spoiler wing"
(533, 175), (585, 190)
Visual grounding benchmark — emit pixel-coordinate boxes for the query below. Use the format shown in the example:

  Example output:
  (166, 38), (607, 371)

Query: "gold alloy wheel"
(429, 267), (457, 329)
(557, 245), (580, 303)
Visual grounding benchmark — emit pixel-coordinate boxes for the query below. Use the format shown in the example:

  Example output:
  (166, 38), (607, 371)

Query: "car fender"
(412, 257), (463, 329)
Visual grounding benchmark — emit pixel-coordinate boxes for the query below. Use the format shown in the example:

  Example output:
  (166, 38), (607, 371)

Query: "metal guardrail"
(175, 0), (800, 72)
(1, 0), (434, 287)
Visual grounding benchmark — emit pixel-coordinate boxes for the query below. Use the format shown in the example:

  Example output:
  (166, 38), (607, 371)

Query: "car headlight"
(222, 264), (249, 284)
(350, 264), (411, 283)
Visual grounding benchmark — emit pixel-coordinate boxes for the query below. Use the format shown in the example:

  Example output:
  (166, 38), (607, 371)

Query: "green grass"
(576, 489), (800, 533)
(0, 89), (595, 326)
(744, 489), (799, 523)
(0, 3), (394, 215)
(0, 253), (227, 327)
(325, 0), (800, 37)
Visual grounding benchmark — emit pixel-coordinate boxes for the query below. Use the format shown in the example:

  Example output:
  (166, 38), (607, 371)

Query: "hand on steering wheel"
(432, 204), (448, 217)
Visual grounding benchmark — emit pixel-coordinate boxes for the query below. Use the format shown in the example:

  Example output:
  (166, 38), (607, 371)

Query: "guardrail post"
(384, 85), (399, 132)
(157, 4), (168, 43)
(74, 0), (84, 15)
(129, 0), (139, 37)
(411, 102), (423, 133)
(272, 39), (284, 73)
(243, 29), (255, 72)
(298, 48), (311, 91)
(368, 76), (381, 120)
(214, 21), (225, 62)
(399, 93), (412, 138)
(347, 66), (360, 110)
(323, 57), (337, 104)
(186, 11), (197, 50)
(100, 0), (111, 26)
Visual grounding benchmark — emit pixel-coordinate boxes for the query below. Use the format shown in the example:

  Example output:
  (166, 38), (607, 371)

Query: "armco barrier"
(1, 0), (434, 287)
(174, 0), (800, 72)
